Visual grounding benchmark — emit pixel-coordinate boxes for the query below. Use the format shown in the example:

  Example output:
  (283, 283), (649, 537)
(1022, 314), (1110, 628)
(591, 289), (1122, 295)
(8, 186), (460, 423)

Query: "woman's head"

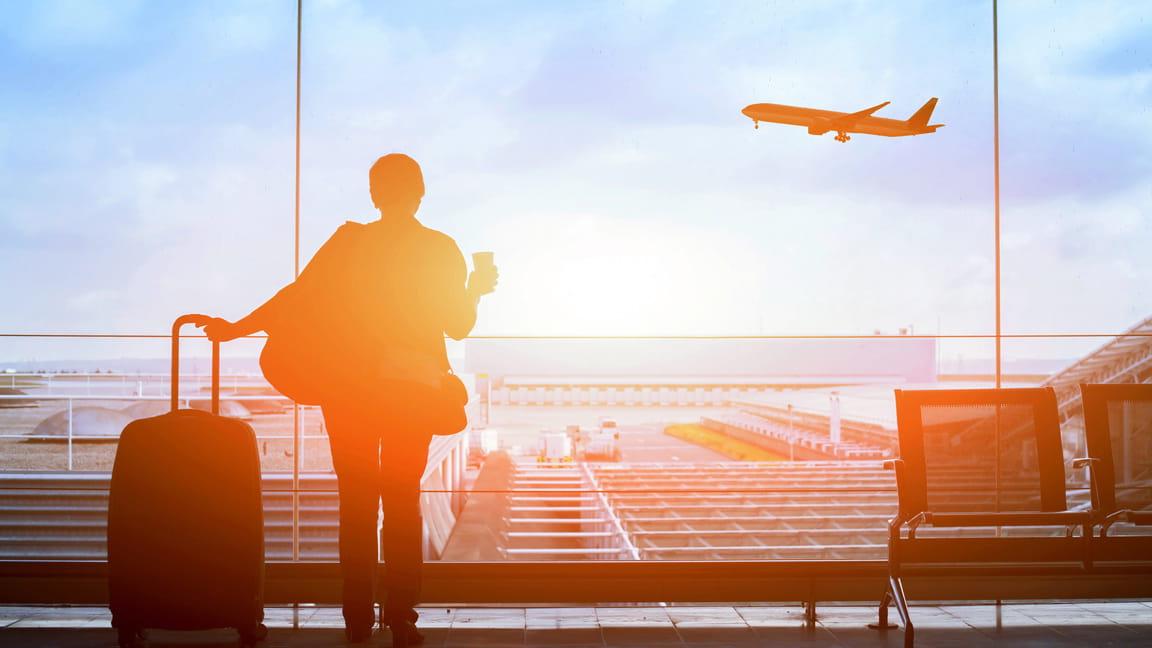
(369, 153), (425, 216)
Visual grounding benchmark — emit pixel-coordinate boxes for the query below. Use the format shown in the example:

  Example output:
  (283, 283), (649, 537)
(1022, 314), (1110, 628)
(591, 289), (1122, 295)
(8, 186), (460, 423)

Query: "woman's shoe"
(344, 624), (373, 644)
(385, 618), (424, 647)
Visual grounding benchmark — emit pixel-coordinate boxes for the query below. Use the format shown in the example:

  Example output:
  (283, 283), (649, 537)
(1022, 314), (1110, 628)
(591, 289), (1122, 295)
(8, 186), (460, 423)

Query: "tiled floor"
(0, 603), (1150, 646)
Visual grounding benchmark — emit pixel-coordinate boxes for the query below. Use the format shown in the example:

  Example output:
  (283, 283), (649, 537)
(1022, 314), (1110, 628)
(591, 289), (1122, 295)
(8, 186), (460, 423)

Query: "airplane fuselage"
(742, 102), (942, 139)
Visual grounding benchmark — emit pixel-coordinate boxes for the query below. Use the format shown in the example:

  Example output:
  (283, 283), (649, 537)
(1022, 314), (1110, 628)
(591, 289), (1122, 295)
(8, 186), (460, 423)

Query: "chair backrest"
(1080, 383), (1152, 515)
(893, 387), (1066, 520)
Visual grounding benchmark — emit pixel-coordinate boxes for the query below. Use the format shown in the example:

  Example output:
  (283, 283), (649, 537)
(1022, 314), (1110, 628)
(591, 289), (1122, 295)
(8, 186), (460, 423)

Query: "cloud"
(0, 0), (144, 52)
(994, 0), (1152, 203)
(1087, 29), (1152, 78)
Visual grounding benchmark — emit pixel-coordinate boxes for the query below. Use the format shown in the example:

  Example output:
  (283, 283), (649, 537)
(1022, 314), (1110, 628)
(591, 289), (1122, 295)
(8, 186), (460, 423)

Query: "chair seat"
(893, 535), (1091, 566)
(923, 511), (1091, 527)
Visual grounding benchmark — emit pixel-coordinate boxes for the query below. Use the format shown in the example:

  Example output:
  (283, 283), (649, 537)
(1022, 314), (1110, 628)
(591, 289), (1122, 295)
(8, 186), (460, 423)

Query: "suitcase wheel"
(238, 622), (269, 647)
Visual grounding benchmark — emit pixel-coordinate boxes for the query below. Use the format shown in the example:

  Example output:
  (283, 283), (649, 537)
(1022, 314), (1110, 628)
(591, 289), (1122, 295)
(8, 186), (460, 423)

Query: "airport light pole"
(992, 0), (1004, 521)
(993, 0), (1002, 389)
(292, 0), (303, 566)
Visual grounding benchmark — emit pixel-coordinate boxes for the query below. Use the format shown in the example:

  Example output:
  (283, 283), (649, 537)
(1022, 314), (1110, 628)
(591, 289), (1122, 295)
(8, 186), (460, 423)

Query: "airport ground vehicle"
(567, 420), (621, 461)
(538, 431), (573, 463)
(581, 429), (621, 461)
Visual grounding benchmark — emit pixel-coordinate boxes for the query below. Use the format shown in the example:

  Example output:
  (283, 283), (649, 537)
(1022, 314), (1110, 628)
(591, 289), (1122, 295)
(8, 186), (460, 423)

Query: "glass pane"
(6, 0), (1146, 570)
(430, 335), (973, 561)
(0, 2), (297, 333)
(0, 335), (308, 560)
(1000, 3), (1152, 333)
(300, 1), (993, 338)
(1002, 334), (1149, 503)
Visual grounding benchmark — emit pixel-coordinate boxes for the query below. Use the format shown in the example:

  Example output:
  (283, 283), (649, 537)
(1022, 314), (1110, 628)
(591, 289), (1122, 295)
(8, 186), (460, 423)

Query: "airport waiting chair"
(878, 387), (1092, 648)
(1075, 383), (1152, 563)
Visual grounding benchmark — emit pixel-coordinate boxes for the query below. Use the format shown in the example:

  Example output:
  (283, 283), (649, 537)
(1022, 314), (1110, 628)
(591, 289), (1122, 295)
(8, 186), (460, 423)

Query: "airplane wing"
(811, 101), (890, 134)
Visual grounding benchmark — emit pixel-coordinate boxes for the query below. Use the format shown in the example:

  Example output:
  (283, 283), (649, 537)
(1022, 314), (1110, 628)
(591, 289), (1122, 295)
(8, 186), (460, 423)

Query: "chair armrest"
(923, 511), (1091, 528)
(882, 459), (913, 532)
(905, 511), (929, 539)
(1129, 510), (1152, 526)
(1072, 457), (1104, 514)
(1101, 509), (1152, 536)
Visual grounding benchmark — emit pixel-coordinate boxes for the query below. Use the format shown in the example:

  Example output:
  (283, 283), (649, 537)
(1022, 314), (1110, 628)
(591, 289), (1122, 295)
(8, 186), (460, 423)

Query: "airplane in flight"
(741, 98), (943, 142)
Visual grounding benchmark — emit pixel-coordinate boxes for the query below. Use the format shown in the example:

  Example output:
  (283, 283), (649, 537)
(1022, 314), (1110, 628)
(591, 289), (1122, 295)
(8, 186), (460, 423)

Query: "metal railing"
(3, 329), (1152, 568)
(0, 393), (322, 472)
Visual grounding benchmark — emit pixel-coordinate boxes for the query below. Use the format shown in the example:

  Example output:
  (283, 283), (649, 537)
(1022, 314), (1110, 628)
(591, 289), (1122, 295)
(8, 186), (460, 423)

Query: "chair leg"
(803, 599), (817, 627)
(868, 586), (898, 629)
(889, 575), (914, 648)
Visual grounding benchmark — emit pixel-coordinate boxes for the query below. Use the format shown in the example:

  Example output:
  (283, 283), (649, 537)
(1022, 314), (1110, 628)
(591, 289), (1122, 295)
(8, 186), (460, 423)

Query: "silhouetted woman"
(201, 154), (497, 645)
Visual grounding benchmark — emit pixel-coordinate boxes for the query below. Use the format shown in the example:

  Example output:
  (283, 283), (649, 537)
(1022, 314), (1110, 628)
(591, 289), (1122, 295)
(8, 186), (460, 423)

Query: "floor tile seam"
(667, 615), (748, 625)
(940, 604), (1041, 631)
(958, 617), (1006, 637)
(663, 614), (689, 647)
(443, 625), (528, 641)
(1018, 611), (1119, 626)
(1035, 619), (1142, 640)
(804, 621), (857, 648)
(731, 606), (754, 630)
(1071, 602), (1152, 611)
(963, 620), (1067, 644)
(815, 618), (884, 641)
(523, 625), (604, 630)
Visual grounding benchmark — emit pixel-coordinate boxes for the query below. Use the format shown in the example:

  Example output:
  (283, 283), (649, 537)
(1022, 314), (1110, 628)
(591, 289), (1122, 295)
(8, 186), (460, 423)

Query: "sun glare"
(475, 213), (765, 336)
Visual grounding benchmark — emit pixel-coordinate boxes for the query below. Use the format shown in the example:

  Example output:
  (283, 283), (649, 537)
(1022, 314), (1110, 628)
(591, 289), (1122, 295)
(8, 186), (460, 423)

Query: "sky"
(0, 0), (1150, 363)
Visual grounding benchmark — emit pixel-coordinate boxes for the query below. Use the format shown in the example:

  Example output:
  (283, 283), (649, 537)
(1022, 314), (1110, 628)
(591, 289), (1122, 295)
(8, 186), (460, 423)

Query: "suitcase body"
(108, 315), (266, 647)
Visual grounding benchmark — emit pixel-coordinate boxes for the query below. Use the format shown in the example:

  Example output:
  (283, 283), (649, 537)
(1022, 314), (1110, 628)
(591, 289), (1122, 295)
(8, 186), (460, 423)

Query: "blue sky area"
(0, 0), (1149, 362)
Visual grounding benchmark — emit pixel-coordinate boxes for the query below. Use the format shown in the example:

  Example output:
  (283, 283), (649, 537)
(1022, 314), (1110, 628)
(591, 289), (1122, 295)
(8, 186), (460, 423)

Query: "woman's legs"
(323, 392), (435, 634)
(322, 404), (381, 632)
(379, 430), (433, 623)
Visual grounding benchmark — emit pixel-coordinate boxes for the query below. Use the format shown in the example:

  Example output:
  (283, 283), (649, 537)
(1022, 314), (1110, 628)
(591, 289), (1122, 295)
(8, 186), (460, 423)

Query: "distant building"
(464, 338), (937, 407)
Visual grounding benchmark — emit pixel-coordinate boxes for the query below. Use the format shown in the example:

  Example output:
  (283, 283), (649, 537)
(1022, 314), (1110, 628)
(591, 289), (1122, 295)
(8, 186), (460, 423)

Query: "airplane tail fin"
(907, 97), (938, 129)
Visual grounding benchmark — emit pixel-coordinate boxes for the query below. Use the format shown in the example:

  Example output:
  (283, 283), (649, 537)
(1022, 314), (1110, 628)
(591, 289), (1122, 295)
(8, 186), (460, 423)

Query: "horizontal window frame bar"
(0, 485), (898, 494)
(1, 332), (1151, 340)
(2, 560), (1151, 605)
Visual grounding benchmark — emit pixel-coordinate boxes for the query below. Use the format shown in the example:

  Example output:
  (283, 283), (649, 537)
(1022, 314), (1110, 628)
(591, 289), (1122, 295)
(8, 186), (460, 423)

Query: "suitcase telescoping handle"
(171, 314), (219, 415)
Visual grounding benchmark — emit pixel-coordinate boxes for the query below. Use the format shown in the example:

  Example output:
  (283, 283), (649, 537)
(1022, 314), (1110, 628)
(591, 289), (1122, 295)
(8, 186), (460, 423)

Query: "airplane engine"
(807, 125), (828, 136)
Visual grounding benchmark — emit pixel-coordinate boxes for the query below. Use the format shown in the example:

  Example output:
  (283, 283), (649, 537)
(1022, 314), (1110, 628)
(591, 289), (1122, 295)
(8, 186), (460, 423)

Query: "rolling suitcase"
(108, 314), (267, 647)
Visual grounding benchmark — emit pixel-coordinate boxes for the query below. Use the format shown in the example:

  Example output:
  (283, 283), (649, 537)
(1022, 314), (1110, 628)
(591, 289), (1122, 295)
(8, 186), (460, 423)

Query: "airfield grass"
(663, 423), (786, 462)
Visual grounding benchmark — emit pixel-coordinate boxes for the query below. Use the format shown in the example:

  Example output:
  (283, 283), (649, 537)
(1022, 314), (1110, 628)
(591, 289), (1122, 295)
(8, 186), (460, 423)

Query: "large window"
(1, 1), (1148, 563)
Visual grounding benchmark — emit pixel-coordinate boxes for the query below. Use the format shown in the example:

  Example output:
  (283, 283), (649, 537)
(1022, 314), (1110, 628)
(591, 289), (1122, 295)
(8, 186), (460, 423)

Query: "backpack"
(259, 221), (468, 434)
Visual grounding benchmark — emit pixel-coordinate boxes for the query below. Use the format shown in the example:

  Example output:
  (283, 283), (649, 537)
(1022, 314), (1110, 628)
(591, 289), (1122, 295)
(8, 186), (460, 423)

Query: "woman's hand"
(196, 317), (243, 343)
(467, 265), (499, 298)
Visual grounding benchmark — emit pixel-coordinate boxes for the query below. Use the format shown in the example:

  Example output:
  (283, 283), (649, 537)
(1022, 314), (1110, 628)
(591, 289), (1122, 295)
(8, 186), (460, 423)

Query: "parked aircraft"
(741, 98), (943, 142)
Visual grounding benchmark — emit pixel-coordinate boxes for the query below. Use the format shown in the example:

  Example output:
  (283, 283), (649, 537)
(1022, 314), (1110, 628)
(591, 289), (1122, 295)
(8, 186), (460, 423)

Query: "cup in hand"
(471, 251), (498, 295)
(472, 251), (495, 273)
